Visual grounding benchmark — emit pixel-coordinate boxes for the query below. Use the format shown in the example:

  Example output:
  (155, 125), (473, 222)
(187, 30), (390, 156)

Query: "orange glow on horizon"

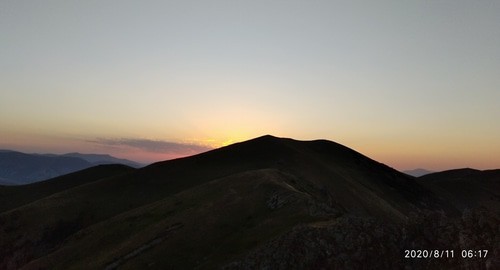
(0, 130), (498, 171)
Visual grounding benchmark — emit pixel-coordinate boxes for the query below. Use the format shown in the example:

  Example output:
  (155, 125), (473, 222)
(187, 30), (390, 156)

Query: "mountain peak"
(247, 134), (284, 143)
(257, 134), (278, 139)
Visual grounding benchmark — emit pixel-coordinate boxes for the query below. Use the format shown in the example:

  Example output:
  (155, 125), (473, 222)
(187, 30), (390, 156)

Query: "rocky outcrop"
(225, 209), (499, 270)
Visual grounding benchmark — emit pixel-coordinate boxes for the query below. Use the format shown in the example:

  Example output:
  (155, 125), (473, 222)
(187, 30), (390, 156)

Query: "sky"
(1, 0), (499, 170)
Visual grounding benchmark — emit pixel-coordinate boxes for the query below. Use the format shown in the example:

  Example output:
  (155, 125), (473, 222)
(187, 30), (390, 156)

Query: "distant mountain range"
(0, 136), (498, 269)
(403, 168), (434, 177)
(0, 150), (143, 185)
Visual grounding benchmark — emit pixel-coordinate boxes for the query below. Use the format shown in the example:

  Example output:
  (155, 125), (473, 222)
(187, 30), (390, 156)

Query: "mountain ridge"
(0, 150), (142, 185)
(403, 168), (434, 177)
(0, 135), (497, 269)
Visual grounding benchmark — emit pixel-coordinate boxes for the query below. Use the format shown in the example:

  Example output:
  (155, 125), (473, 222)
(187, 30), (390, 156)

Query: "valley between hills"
(0, 135), (498, 269)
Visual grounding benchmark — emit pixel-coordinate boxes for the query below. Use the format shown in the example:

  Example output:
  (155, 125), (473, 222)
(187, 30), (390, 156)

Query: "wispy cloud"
(88, 138), (213, 154)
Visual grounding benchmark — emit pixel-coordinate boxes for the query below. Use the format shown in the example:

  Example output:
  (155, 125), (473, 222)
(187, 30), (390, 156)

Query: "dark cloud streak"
(88, 138), (213, 154)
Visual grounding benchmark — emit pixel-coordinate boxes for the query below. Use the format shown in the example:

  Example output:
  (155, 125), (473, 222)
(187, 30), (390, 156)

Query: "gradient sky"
(1, 1), (499, 170)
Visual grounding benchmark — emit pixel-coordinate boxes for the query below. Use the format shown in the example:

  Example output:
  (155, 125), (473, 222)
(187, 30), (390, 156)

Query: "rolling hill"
(0, 136), (497, 269)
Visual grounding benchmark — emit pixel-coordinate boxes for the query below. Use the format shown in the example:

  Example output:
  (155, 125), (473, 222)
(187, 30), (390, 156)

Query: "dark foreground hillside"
(0, 136), (498, 269)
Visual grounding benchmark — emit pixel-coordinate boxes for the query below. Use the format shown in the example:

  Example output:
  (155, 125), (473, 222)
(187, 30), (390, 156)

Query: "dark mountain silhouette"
(62, 153), (143, 168)
(418, 168), (500, 211)
(0, 136), (497, 269)
(404, 168), (434, 177)
(0, 164), (135, 213)
(0, 177), (17, 186)
(0, 150), (142, 185)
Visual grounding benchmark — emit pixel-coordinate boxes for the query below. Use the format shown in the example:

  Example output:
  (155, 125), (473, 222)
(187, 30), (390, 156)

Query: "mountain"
(62, 153), (143, 168)
(0, 150), (142, 185)
(403, 168), (434, 177)
(0, 177), (17, 186)
(0, 164), (135, 213)
(418, 168), (500, 211)
(0, 151), (93, 185)
(0, 136), (497, 269)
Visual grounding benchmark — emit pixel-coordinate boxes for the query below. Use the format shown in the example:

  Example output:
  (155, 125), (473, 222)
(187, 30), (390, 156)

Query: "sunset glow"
(1, 1), (499, 170)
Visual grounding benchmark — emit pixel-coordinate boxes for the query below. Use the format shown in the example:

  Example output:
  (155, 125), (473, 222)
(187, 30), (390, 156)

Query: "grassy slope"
(22, 169), (322, 269)
(0, 135), (453, 269)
